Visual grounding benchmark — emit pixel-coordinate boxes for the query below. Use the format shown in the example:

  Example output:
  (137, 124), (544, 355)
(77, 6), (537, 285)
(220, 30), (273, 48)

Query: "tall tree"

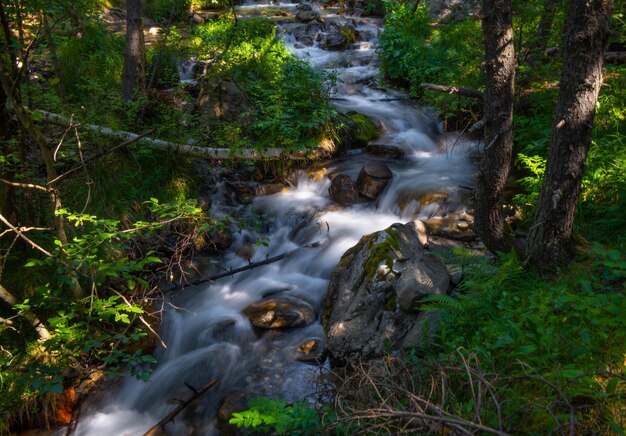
(526, 0), (613, 268)
(527, 0), (562, 65)
(121, 0), (146, 101)
(474, 0), (515, 253)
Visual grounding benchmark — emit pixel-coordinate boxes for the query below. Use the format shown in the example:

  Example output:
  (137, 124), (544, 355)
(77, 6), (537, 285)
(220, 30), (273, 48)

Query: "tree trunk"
(0, 283), (50, 341)
(474, 0), (515, 253)
(526, 0), (561, 65)
(526, 0), (613, 269)
(43, 13), (67, 102)
(121, 0), (146, 101)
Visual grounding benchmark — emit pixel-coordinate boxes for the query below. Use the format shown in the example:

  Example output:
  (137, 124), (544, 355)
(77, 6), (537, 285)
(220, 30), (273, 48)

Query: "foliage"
(378, 0), (482, 120)
(420, 249), (626, 432)
(144, 0), (191, 22)
(229, 397), (328, 435)
(193, 17), (338, 150)
(56, 24), (125, 104)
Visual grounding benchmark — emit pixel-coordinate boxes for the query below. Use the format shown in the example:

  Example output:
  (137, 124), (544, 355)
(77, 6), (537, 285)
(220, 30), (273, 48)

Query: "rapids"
(76, 3), (478, 434)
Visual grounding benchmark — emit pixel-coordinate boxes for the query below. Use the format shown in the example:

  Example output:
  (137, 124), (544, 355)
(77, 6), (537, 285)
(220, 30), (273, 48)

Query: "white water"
(77, 4), (477, 435)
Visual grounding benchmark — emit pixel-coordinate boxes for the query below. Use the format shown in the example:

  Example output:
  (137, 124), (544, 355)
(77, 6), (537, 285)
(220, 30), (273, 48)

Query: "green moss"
(348, 112), (380, 147)
(364, 228), (401, 279)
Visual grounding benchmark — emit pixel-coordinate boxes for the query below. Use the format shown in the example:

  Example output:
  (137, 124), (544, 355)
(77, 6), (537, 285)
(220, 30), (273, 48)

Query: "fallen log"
(35, 110), (326, 161)
(420, 83), (484, 100)
(143, 379), (218, 436)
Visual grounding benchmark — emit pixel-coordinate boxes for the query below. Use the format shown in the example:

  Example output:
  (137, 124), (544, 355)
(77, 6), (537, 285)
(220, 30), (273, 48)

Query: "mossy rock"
(347, 111), (381, 147)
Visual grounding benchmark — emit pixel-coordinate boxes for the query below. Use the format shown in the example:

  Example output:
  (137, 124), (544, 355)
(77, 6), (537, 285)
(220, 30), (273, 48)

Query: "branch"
(174, 240), (327, 289)
(143, 379), (218, 436)
(0, 213), (53, 257)
(420, 83), (484, 100)
(47, 128), (156, 185)
(0, 177), (53, 193)
(35, 110), (326, 161)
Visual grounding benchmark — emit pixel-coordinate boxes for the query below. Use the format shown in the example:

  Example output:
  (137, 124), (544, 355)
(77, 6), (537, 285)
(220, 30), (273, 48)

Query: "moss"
(364, 228), (401, 279)
(384, 293), (397, 311)
(348, 112), (380, 147)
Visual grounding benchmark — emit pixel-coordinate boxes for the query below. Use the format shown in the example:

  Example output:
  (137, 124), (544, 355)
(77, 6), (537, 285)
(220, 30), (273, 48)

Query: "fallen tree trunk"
(420, 83), (484, 100)
(35, 110), (326, 161)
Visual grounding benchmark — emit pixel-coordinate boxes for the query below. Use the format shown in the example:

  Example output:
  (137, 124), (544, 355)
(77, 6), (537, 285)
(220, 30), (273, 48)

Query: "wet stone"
(356, 161), (392, 200)
(329, 174), (359, 205)
(294, 337), (327, 364)
(364, 144), (405, 159)
(243, 296), (315, 329)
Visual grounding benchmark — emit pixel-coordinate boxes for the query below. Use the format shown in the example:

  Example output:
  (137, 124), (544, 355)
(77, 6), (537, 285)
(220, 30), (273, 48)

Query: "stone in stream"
(364, 144), (405, 159)
(243, 296), (315, 329)
(295, 10), (320, 23)
(356, 161), (392, 200)
(322, 220), (449, 363)
(294, 337), (328, 364)
(328, 174), (359, 205)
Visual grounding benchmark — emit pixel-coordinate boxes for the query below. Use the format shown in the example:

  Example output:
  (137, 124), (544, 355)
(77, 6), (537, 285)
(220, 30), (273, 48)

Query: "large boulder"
(195, 78), (254, 124)
(322, 221), (449, 363)
(244, 296), (315, 329)
(356, 161), (392, 200)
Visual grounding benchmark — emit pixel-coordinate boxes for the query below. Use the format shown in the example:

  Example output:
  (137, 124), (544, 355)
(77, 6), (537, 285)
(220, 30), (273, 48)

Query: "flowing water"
(76, 3), (478, 434)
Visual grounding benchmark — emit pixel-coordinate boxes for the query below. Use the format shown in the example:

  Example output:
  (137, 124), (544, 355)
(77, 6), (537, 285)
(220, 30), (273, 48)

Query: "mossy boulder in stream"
(347, 111), (381, 147)
(322, 221), (450, 364)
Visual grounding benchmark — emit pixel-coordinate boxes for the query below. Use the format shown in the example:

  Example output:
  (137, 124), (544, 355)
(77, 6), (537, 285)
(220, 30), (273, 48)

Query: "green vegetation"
(193, 17), (338, 150)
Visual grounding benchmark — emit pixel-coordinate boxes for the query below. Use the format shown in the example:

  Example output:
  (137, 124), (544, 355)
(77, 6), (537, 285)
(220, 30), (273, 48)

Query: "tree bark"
(526, 0), (613, 269)
(474, 0), (515, 253)
(121, 0), (146, 101)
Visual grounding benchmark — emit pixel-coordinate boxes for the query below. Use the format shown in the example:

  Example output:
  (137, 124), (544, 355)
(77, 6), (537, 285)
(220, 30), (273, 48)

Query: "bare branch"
(0, 213), (53, 257)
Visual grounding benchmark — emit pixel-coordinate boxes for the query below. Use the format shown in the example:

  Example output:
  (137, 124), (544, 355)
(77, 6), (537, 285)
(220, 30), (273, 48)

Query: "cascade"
(76, 3), (477, 434)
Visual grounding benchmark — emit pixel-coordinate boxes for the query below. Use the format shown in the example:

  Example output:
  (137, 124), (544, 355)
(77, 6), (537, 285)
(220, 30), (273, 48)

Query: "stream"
(76, 2), (478, 434)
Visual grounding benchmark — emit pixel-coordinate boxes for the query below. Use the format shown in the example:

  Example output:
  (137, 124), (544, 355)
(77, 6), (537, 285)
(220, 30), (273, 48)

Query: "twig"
(0, 213), (53, 257)
(143, 379), (218, 436)
(110, 289), (167, 349)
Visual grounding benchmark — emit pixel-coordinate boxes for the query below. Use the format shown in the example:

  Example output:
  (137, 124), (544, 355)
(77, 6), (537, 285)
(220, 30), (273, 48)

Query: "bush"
(144, 0), (191, 22)
(193, 17), (338, 150)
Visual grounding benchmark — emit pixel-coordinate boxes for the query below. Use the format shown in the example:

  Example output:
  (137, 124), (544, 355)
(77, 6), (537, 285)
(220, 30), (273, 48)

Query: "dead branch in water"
(143, 379), (218, 436)
(35, 110), (326, 161)
(171, 240), (328, 291)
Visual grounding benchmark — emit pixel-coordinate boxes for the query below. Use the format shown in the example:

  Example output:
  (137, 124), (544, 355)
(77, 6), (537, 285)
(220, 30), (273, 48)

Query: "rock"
(347, 112), (380, 147)
(394, 252), (449, 312)
(294, 337), (327, 364)
(417, 191), (449, 206)
(225, 180), (255, 205)
(207, 230), (233, 251)
(212, 318), (237, 342)
(356, 161), (392, 200)
(424, 218), (477, 242)
(244, 296), (315, 329)
(329, 174), (359, 205)
(295, 10), (320, 23)
(321, 32), (348, 50)
(364, 144), (405, 159)
(296, 3), (313, 11)
(322, 221), (449, 363)
(255, 183), (285, 196)
(217, 391), (248, 435)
